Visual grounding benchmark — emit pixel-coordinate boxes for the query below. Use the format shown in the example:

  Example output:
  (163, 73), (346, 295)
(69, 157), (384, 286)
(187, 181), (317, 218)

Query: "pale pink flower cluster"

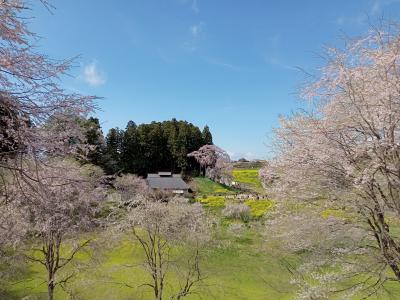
(260, 24), (400, 295)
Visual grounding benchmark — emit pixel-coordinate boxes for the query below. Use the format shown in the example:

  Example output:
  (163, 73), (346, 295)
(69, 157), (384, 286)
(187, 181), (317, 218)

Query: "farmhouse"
(146, 172), (190, 194)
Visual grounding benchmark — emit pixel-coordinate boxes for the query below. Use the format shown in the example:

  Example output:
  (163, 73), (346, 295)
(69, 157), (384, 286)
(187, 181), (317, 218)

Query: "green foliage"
(202, 125), (213, 145)
(119, 119), (207, 175)
(103, 127), (124, 174)
(83, 117), (105, 164)
(245, 199), (273, 218)
(78, 118), (214, 176)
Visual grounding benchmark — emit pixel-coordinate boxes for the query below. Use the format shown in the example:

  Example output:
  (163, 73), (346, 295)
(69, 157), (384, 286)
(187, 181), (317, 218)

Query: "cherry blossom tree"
(0, 0), (99, 267)
(113, 173), (148, 206)
(263, 201), (380, 299)
(188, 145), (231, 183)
(0, 0), (98, 172)
(126, 197), (209, 300)
(261, 24), (400, 296)
(2, 160), (105, 300)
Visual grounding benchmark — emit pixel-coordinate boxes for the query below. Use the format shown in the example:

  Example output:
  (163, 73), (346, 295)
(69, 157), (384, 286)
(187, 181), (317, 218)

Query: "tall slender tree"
(104, 128), (123, 174)
(82, 117), (105, 166)
(202, 125), (213, 145)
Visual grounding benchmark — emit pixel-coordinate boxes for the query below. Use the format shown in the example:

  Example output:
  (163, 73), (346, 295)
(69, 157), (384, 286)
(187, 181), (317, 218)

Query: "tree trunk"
(368, 206), (400, 281)
(48, 282), (54, 300)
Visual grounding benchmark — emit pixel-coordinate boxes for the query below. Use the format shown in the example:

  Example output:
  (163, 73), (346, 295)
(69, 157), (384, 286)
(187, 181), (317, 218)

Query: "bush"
(222, 204), (251, 222)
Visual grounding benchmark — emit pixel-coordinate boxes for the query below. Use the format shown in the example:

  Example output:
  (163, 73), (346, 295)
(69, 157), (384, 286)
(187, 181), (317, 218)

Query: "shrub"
(222, 204), (251, 222)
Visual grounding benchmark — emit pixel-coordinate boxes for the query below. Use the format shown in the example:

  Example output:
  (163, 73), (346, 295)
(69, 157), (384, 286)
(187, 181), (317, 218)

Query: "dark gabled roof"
(147, 176), (189, 190)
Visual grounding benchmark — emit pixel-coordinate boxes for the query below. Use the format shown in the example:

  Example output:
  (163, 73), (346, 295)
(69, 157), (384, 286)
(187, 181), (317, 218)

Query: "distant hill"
(232, 160), (267, 169)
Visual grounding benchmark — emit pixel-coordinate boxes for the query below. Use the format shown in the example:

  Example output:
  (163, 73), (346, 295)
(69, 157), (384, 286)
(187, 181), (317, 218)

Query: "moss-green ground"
(5, 175), (400, 299)
(6, 227), (295, 300)
(4, 176), (288, 300)
(193, 177), (237, 196)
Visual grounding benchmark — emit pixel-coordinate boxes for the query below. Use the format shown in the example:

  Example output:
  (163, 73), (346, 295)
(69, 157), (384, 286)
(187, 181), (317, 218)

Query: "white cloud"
(82, 62), (106, 87)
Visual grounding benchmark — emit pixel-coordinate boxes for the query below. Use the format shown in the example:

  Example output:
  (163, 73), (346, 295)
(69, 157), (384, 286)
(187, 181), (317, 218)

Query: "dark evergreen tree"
(126, 120), (137, 129)
(103, 127), (123, 174)
(202, 125), (213, 145)
(83, 117), (105, 166)
(121, 120), (140, 173)
(99, 119), (212, 175)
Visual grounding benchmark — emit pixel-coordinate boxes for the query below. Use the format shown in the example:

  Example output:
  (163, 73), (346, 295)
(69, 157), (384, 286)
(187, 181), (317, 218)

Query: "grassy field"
(197, 195), (273, 218)
(8, 222), (400, 300)
(5, 176), (288, 300)
(193, 168), (264, 195)
(232, 169), (264, 193)
(6, 227), (295, 300)
(193, 177), (237, 196)
(5, 175), (400, 300)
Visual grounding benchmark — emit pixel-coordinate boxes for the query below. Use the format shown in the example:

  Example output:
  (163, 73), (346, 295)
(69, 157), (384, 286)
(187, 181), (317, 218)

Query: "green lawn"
(193, 177), (237, 196)
(7, 223), (400, 300)
(6, 227), (296, 300)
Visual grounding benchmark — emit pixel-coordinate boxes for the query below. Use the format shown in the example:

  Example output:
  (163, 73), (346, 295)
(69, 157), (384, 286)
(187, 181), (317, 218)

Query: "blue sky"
(31, 0), (400, 160)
